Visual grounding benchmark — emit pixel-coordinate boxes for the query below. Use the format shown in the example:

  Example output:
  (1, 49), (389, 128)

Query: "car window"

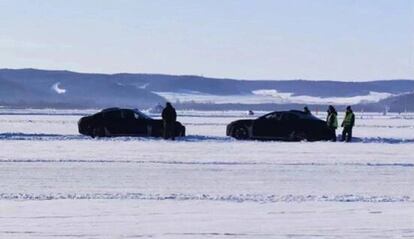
(132, 109), (151, 120)
(282, 113), (299, 121)
(103, 110), (122, 120)
(134, 112), (144, 119)
(264, 112), (282, 120)
(121, 110), (134, 119)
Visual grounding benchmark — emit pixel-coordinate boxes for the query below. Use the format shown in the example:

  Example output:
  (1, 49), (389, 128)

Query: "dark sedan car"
(78, 108), (185, 138)
(226, 110), (331, 141)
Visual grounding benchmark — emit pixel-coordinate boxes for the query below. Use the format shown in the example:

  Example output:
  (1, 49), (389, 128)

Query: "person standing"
(304, 106), (311, 115)
(341, 106), (355, 142)
(326, 105), (338, 141)
(162, 102), (177, 140)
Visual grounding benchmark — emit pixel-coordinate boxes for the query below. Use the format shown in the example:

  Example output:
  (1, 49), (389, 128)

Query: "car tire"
(233, 126), (249, 140)
(93, 127), (106, 138)
(289, 131), (307, 141)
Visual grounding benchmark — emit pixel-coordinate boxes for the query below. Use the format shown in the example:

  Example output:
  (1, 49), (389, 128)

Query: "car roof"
(101, 107), (120, 112)
(101, 107), (139, 113)
(99, 107), (151, 119)
(263, 110), (322, 120)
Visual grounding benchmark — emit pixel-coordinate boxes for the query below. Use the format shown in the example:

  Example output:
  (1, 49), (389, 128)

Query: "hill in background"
(0, 68), (413, 112)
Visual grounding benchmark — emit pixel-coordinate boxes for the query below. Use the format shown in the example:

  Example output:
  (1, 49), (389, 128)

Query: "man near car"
(304, 106), (311, 115)
(326, 105), (338, 141)
(162, 102), (177, 140)
(341, 106), (355, 142)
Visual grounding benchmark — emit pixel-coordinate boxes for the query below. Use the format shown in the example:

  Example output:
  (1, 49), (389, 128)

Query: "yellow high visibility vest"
(343, 112), (354, 127)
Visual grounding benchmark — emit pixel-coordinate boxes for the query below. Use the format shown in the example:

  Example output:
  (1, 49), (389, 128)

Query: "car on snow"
(226, 110), (331, 141)
(78, 107), (186, 138)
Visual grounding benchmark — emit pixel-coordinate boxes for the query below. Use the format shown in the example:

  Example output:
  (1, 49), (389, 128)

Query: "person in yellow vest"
(341, 106), (355, 142)
(326, 105), (338, 141)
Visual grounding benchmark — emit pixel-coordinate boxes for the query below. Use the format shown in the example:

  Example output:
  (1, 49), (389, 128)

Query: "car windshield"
(261, 112), (282, 120)
(290, 111), (321, 121)
(132, 109), (151, 119)
(259, 111), (321, 121)
(303, 114), (321, 121)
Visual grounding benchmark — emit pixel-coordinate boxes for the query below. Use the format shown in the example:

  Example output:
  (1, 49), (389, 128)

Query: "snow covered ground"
(0, 109), (413, 238)
(155, 91), (393, 105)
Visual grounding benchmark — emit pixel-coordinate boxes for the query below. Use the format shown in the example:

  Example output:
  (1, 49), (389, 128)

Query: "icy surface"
(0, 109), (413, 238)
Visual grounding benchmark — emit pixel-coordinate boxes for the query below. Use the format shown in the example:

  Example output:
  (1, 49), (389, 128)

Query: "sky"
(0, 0), (413, 81)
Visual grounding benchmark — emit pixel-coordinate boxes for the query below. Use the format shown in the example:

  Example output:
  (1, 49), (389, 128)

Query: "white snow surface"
(51, 82), (67, 94)
(0, 109), (413, 238)
(252, 90), (393, 105)
(155, 91), (393, 105)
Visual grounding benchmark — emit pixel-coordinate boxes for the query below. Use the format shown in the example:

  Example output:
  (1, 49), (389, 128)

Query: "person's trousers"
(163, 121), (175, 140)
(329, 127), (337, 142)
(341, 126), (353, 142)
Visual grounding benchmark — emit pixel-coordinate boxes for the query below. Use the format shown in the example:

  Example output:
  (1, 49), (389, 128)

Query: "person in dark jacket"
(304, 106), (311, 115)
(341, 106), (355, 142)
(162, 102), (177, 140)
(326, 105), (338, 141)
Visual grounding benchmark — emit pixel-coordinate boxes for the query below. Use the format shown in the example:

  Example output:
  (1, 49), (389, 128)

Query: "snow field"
(0, 109), (413, 238)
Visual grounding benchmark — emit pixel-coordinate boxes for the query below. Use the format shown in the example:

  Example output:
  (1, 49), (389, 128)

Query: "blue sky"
(0, 0), (413, 81)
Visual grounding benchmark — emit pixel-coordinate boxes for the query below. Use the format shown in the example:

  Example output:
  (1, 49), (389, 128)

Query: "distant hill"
(0, 68), (413, 111)
(0, 69), (166, 109)
(101, 72), (414, 97)
(371, 93), (414, 112)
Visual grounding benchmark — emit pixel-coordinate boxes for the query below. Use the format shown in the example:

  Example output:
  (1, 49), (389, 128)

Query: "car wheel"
(233, 126), (249, 140)
(93, 127), (106, 138)
(289, 131), (307, 141)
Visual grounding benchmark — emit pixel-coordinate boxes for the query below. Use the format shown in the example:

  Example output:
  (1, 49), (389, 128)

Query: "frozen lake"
(0, 109), (413, 238)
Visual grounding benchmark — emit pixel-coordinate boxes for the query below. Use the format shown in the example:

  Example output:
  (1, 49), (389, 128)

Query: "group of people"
(304, 105), (355, 142)
(325, 105), (355, 142)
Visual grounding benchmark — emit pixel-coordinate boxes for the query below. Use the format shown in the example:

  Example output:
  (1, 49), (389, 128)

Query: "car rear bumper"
(78, 118), (92, 136)
(226, 124), (232, 136)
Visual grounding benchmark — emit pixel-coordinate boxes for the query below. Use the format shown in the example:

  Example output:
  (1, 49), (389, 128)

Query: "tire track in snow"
(0, 159), (412, 167)
(1, 133), (414, 144)
(0, 193), (411, 203)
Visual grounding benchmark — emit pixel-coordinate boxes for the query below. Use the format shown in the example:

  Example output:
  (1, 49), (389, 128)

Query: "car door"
(279, 112), (300, 138)
(252, 112), (285, 139)
(116, 109), (135, 135)
(102, 110), (124, 135)
(129, 110), (148, 136)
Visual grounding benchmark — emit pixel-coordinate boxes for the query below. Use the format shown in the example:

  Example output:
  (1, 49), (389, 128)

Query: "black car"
(226, 110), (331, 141)
(78, 108), (186, 138)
